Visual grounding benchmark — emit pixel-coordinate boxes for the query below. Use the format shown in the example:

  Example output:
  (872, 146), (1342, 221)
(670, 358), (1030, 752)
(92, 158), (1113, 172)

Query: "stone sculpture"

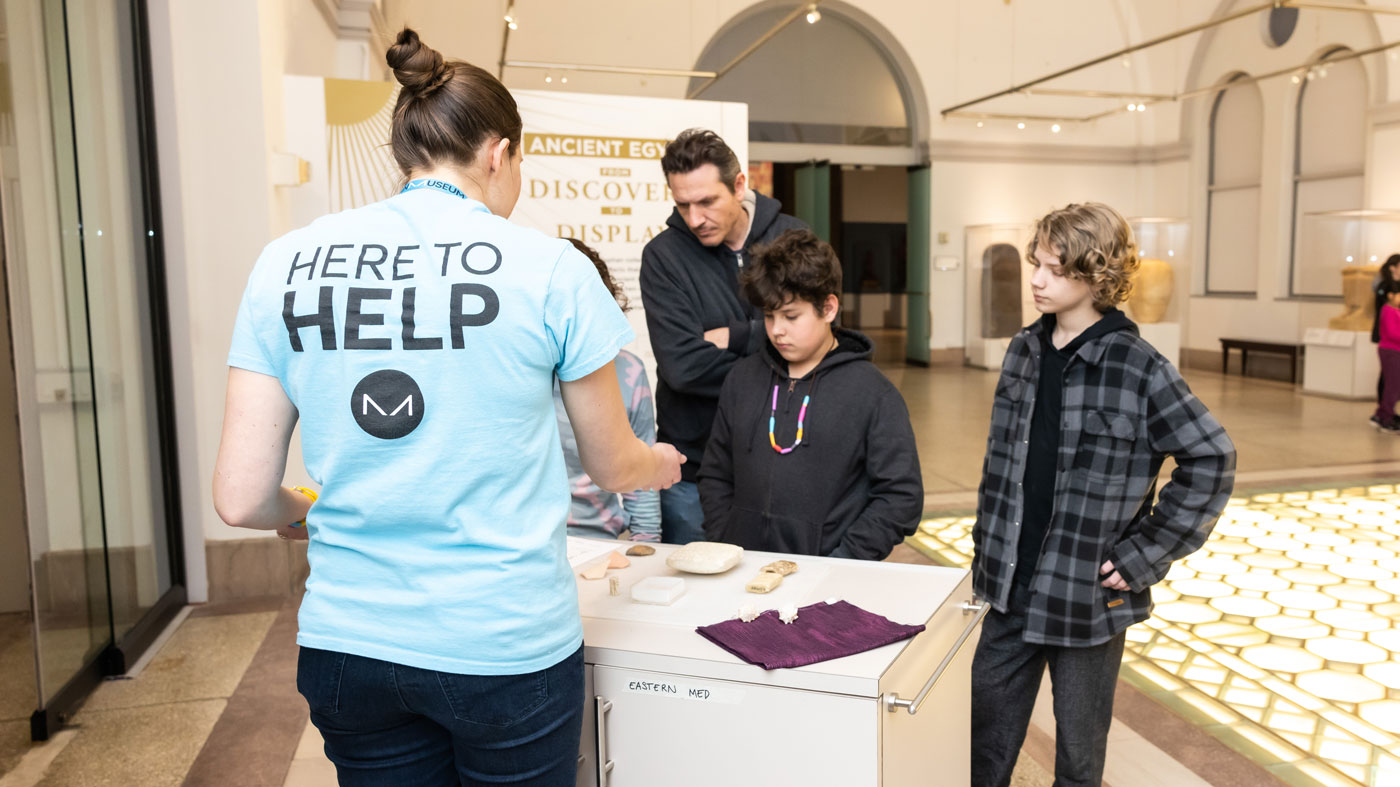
(1127, 258), (1174, 324)
(981, 243), (1022, 338)
(1328, 265), (1380, 331)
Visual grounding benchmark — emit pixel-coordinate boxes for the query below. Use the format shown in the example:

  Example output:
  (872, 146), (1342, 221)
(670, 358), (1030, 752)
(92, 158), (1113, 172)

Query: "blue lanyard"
(400, 178), (466, 199)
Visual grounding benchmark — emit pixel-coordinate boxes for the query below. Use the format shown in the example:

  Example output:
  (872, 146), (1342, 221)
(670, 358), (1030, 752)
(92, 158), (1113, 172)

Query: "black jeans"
(970, 580), (1126, 787)
(298, 645), (584, 786)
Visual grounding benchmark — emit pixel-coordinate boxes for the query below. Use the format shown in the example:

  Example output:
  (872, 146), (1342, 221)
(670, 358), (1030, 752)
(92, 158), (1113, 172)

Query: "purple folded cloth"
(695, 600), (925, 670)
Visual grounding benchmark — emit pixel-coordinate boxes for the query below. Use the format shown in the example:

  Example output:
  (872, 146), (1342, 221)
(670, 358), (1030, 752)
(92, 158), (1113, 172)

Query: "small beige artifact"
(625, 544), (656, 557)
(579, 560), (609, 580)
(1126, 258), (1173, 324)
(746, 572), (784, 594)
(1329, 265), (1380, 330)
(761, 560), (798, 576)
(608, 576), (621, 596)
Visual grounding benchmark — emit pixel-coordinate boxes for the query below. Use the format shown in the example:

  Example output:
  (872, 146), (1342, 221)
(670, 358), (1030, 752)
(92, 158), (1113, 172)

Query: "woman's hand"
(642, 443), (686, 491)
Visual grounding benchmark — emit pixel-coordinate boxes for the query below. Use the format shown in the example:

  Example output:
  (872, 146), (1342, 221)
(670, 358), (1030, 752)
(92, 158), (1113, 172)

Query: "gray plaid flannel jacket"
(972, 319), (1236, 647)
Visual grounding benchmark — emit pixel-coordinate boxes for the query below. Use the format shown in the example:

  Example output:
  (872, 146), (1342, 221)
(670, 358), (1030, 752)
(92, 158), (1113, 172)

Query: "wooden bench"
(1219, 338), (1304, 383)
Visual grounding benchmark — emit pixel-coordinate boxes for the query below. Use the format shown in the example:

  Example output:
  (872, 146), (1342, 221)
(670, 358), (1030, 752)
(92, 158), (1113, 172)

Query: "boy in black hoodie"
(697, 229), (922, 559)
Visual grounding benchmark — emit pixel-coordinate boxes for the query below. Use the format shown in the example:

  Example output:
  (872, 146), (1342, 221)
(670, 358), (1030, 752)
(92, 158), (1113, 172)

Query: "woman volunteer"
(212, 28), (683, 785)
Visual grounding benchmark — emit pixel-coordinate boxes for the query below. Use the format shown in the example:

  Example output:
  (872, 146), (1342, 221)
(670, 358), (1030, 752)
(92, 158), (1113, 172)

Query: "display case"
(964, 223), (1034, 370)
(1127, 218), (1190, 366)
(1296, 209), (1400, 299)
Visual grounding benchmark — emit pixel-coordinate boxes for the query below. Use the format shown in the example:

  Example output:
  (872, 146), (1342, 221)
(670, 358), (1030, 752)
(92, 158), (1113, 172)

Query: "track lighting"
(806, 5), (821, 24)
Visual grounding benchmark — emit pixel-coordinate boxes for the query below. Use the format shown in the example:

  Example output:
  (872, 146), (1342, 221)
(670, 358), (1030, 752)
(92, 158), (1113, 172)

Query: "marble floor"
(0, 349), (1397, 786)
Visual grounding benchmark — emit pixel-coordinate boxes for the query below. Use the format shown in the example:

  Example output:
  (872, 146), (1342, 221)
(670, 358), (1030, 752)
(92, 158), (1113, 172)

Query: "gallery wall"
(143, 0), (1400, 599)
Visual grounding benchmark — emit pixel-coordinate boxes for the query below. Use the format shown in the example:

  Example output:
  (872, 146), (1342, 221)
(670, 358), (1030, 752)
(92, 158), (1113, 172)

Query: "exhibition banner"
(282, 76), (749, 378)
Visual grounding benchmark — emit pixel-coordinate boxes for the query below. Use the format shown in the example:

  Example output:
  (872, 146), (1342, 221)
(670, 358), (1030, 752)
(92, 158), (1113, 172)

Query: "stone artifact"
(778, 604), (799, 624)
(761, 560), (798, 576)
(608, 576), (620, 596)
(625, 544), (656, 557)
(607, 551), (630, 569)
(981, 243), (1023, 338)
(737, 603), (759, 622)
(1328, 265), (1381, 330)
(746, 572), (783, 594)
(666, 542), (743, 574)
(1127, 257), (1174, 324)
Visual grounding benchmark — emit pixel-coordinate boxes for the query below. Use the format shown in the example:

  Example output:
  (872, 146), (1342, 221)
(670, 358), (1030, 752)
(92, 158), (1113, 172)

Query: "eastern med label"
(623, 678), (743, 704)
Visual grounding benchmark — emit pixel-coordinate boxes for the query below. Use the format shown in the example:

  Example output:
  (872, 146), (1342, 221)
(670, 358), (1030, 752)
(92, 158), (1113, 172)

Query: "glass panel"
(1207, 187), (1260, 294)
(0, 0), (116, 707)
(61, 0), (171, 638)
(0, 0), (174, 715)
(1292, 176), (1365, 297)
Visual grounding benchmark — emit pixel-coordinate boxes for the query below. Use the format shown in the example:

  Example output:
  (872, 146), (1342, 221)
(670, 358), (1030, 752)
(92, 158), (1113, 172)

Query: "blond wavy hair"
(1026, 203), (1139, 310)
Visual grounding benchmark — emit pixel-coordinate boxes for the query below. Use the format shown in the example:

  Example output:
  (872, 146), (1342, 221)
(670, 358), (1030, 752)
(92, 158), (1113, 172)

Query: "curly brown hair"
(741, 229), (842, 313)
(1026, 203), (1139, 310)
(563, 238), (629, 311)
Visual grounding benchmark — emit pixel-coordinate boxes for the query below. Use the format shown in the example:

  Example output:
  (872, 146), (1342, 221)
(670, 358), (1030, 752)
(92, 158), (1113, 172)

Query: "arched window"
(1290, 48), (1368, 297)
(1205, 74), (1263, 295)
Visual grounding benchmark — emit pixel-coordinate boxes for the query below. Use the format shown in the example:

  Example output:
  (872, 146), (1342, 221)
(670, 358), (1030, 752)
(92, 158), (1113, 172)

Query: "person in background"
(1370, 254), (1400, 427)
(698, 229), (922, 559)
(640, 128), (806, 544)
(555, 238), (661, 541)
(1373, 279), (1400, 434)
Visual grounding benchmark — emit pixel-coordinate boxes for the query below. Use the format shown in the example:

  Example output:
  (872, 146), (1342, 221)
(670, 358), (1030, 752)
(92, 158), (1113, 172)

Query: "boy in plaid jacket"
(970, 203), (1235, 787)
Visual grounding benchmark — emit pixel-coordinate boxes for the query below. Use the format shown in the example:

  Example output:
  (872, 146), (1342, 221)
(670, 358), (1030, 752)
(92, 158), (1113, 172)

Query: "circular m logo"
(350, 370), (424, 439)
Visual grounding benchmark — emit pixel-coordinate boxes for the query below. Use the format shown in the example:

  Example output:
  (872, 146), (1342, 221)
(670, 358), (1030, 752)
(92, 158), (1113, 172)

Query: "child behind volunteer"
(555, 238), (662, 540)
(969, 202), (1236, 787)
(1374, 279), (1400, 434)
(697, 228), (922, 559)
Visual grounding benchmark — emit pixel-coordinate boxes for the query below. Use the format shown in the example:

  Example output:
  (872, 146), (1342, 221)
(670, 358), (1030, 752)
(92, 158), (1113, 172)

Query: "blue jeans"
(297, 645), (584, 786)
(660, 480), (706, 544)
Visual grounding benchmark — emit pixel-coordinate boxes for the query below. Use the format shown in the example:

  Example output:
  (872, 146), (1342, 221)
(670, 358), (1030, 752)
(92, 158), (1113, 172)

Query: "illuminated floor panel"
(910, 483), (1400, 787)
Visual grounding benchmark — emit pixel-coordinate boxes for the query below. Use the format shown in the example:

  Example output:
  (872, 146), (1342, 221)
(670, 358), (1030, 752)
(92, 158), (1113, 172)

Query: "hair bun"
(387, 28), (449, 93)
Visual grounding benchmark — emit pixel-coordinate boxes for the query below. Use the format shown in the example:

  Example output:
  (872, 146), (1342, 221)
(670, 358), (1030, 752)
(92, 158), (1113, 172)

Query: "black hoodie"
(697, 328), (923, 560)
(1014, 307), (1137, 587)
(639, 192), (807, 480)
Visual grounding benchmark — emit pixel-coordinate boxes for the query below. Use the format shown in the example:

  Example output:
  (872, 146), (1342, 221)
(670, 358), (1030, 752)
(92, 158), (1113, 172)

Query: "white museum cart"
(572, 543), (985, 786)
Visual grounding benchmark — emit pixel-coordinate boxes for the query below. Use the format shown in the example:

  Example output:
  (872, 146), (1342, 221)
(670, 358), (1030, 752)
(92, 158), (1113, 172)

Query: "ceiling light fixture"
(1017, 122), (1025, 129)
(504, 5), (518, 30)
(1127, 102), (1138, 112)
(1136, 103), (1146, 111)
(1051, 123), (1062, 133)
(976, 121), (984, 128)
(561, 76), (568, 84)
(545, 74), (552, 83)
(806, 4), (821, 24)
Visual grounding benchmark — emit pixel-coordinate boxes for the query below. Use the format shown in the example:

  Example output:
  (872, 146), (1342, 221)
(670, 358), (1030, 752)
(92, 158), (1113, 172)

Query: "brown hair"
(386, 28), (522, 176)
(660, 129), (742, 192)
(741, 229), (842, 313)
(564, 238), (629, 311)
(1026, 203), (1140, 310)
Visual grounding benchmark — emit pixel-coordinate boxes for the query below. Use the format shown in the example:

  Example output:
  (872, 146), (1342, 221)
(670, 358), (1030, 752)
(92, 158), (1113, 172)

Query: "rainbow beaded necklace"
(768, 384), (810, 454)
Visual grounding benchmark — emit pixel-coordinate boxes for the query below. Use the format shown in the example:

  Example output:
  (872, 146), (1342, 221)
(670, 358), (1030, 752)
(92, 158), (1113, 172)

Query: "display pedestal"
(968, 337), (1011, 370)
(1302, 329), (1378, 399)
(1137, 322), (1181, 368)
(575, 544), (978, 786)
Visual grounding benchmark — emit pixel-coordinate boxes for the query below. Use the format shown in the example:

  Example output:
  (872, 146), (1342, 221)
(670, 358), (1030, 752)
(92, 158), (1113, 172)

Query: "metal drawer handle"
(883, 599), (989, 715)
(595, 696), (615, 785)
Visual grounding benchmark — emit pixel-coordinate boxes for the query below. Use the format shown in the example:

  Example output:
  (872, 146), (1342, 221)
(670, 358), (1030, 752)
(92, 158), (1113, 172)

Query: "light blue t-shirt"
(227, 188), (632, 675)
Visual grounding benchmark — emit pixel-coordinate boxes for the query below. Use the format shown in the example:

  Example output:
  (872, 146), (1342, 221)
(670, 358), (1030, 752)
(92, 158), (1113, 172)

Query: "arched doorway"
(689, 2), (932, 363)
